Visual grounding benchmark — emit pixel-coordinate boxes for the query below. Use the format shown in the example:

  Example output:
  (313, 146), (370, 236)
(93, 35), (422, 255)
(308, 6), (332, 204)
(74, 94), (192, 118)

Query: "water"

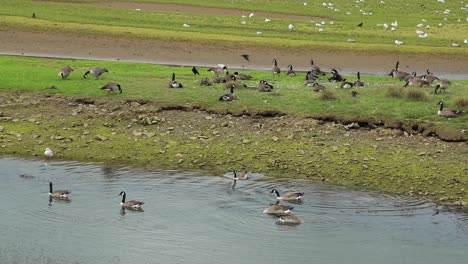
(1, 157), (467, 264)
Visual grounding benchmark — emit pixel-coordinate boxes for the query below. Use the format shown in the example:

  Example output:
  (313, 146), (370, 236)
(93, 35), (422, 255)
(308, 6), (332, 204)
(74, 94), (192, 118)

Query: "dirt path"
(1, 30), (467, 79)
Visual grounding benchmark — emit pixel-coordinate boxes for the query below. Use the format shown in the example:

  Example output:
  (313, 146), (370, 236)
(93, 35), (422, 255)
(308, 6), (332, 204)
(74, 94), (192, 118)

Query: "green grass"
(0, 0), (467, 54)
(1, 55), (467, 131)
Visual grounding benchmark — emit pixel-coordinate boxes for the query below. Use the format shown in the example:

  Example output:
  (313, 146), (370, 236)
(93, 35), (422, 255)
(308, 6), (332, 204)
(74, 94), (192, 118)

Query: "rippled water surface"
(1, 157), (467, 264)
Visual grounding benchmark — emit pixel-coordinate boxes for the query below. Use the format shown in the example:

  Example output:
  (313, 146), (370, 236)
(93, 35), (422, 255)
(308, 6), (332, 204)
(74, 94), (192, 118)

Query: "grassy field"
(0, 0), (467, 53)
(1, 55), (467, 137)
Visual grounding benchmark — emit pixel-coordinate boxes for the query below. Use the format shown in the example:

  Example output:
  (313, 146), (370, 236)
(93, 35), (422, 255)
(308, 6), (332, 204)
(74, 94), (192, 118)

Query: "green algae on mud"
(0, 91), (466, 206)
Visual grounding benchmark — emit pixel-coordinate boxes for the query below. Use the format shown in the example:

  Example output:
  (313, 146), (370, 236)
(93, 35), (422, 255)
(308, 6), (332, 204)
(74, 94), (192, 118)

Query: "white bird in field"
(44, 148), (54, 159)
(183, 23), (190, 28)
(395, 40), (404, 45)
(288, 24), (294, 30)
(464, 39), (468, 44)
(249, 13), (254, 18)
(265, 18), (271, 22)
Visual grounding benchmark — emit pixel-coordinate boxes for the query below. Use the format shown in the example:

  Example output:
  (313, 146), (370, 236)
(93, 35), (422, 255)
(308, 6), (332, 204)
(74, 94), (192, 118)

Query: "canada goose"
(305, 71), (318, 81)
(58, 66), (73, 80)
(403, 77), (429, 87)
(234, 72), (252, 80)
(101, 82), (122, 94)
(233, 170), (249, 180)
(388, 61), (410, 81)
(208, 65), (227, 76)
(258, 80), (273, 92)
(420, 69), (439, 84)
(49, 182), (71, 198)
(354, 72), (365, 86)
(351, 90), (358, 97)
(404, 72), (417, 82)
(312, 82), (326, 92)
(263, 201), (294, 215)
(340, 79), (354, 89)
(192, 66), (200, 75)
(200, 77), (212, 86)
(310, 60), (325, 76)
(271, 189), (304, 201)
(434, 79), (451, 94)
(83, 67), (108, 79)
(277, 214), (303, 224)
(223, 71), (236, 82)
(119, 191), (144, 208)
(272, 59), (281, 76)
(168, 73), (183, 88)
(287, 65), (296, 76)
(328, 68), (343, 82)
(44, 148), (54, 159)
(219, 84), (237, 101)
(437, 100), (463, 118)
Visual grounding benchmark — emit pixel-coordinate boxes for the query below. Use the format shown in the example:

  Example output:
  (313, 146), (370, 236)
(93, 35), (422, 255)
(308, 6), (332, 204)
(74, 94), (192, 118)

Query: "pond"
(0, 157), (467, 264)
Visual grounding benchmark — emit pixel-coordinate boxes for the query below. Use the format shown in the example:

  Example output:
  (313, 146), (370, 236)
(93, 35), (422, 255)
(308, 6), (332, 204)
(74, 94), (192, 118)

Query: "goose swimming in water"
(277, 214), (303, 224)
(271, 189), (304, 201)
(49, 182), (71, 198)
(263, 201), (294, 215)
(119, 191), (144, 209)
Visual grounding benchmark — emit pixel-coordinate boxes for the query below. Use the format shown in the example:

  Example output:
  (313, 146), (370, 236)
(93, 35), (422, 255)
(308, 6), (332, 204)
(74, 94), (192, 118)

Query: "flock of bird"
(57, 57), (463, 119)
(45, 146), (305, 224)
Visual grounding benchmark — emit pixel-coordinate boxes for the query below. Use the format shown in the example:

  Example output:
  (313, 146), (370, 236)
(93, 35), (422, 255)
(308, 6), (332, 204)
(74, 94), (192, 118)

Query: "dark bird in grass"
(101, 82), (122, 94)
(241, 54), (250, 61)
(32, 13), (36, 18)
(192, 66), (200, 75)
(357, 22), (363, 27)
(352, 91), (358, 97)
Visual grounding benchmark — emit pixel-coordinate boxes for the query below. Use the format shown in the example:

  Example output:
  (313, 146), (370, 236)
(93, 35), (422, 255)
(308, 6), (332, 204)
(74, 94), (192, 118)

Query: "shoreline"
(0, 90), (466, 206)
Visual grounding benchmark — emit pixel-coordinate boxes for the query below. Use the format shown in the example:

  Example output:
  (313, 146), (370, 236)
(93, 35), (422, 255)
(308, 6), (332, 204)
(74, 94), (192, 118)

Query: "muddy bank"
(1, 30), (468, 79)
(0, 90), (466, 206)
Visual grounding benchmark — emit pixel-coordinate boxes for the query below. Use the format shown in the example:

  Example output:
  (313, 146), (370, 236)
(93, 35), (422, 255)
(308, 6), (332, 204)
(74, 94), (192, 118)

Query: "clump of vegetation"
(405, 88), (428, 101)
(386, 86), (404, 98)
(319, 90), (337, 101)
(454, 97), (468, 109)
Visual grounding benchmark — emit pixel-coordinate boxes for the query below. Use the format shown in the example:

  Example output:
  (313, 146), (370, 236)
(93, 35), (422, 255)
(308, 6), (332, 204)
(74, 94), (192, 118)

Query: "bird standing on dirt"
(241, 54), (250, 61)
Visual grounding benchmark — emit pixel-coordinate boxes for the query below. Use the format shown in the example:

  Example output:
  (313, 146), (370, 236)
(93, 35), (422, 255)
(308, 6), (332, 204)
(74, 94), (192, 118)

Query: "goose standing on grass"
(219, 84), (237, 101)
(310, 59), (325, 76)
(271, 189), (304, 201)
(49, 182), (71, 198)
(272, 59), (281, 76)
(101, 82), (122, 94)
(287, 64), (296, 76)
(168, 73), (183, 88)
(119, 191), (144, 209)
(263, 201), (294, 215)
(305, 71), (318, 81)
(437, 100), (464, 118)
(434, 79), (451, 94)
(58, 66), (74, 80)
(83, 67), (108, 79)
(354, 72), (365, 86)
(388, 61), (409, 81)
(44, 148), (54, 159)
(277, 214), (303, 224)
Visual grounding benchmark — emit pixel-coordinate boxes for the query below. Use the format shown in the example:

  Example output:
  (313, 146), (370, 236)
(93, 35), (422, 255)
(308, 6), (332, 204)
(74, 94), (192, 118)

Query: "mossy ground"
(1, 91), (466, 206)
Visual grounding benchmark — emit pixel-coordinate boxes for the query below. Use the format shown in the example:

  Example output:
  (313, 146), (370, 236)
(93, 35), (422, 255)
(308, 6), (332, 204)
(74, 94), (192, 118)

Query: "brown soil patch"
(84, 2), (326, 21)
(1, 30), (467, 79)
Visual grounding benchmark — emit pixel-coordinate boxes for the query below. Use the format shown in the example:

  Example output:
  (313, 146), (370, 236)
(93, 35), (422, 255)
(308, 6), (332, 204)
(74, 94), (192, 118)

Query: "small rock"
(0, 126), (3, 132)
(272, 136), (279, 142)
(95, 135), (108, 141)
